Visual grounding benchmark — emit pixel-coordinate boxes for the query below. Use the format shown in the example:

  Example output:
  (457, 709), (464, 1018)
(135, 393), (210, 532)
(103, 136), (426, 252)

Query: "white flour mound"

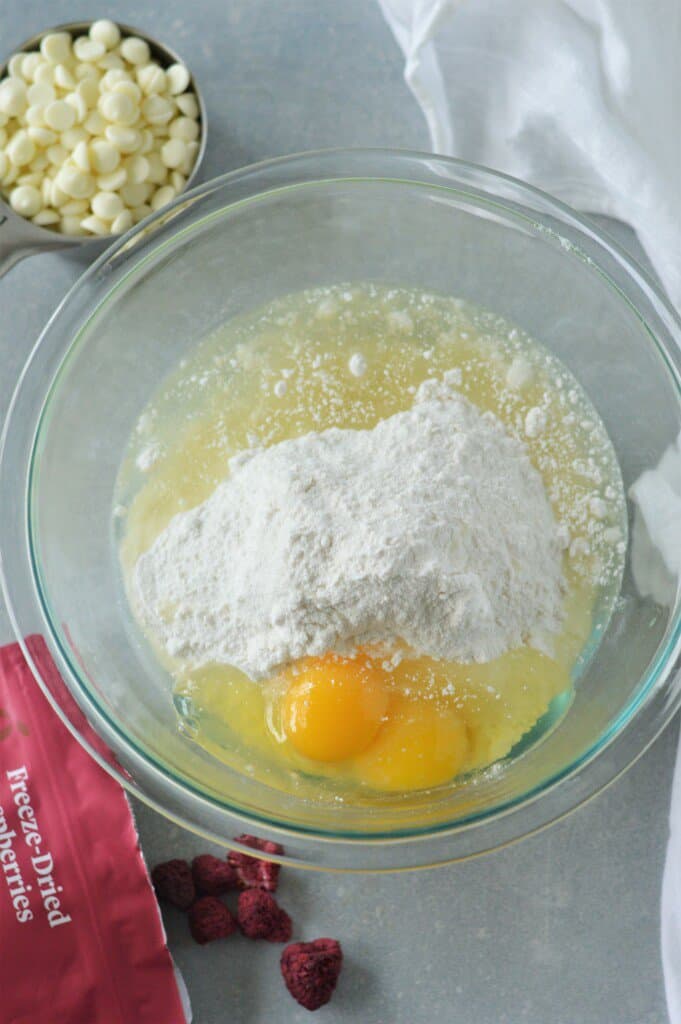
(133, 372), (564, 680)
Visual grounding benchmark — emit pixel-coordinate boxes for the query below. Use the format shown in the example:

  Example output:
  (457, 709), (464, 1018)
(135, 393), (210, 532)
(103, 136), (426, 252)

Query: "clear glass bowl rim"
(2, 147), (681, 871)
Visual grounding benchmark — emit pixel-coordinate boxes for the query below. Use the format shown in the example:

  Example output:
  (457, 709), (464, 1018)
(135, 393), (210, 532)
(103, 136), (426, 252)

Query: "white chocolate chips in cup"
(0, 21), (201, 236)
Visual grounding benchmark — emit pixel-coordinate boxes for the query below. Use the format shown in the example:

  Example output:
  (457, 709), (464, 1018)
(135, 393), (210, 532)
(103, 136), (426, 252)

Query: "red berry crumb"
(228, 834), (284, 892)
(281, 938), (343, 1011)
(238, 888), (293, 942)
(188, 896), (238, 944)
(192, 854), (239, 896)
(151, 859), (195, 910)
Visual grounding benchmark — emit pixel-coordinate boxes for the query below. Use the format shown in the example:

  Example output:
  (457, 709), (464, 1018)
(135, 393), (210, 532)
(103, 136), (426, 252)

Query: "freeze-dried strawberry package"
(0, 636), (190, 1024)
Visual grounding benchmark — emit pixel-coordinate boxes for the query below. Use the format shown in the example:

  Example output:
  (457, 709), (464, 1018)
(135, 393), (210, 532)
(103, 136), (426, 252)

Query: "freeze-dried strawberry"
(238, 888), (292, 943)
(151, 859), (195, 910)
(188, 896), (238, 944)
(192, 854), (239, 896)
(228, 834), (283, 892)
(281, 938), (343, 1011)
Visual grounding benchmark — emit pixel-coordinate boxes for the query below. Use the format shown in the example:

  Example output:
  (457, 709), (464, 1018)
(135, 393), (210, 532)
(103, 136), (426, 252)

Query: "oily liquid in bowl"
(114, 285), (626, 803)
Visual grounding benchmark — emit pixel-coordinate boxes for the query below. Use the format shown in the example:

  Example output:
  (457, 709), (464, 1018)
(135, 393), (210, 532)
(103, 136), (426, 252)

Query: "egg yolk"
(282, 654), (390, 762)
(352, 695), (469, 792)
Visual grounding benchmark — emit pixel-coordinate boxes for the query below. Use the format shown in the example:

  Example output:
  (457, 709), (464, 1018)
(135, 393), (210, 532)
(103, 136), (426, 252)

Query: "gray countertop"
(0, 3), (674, 1022)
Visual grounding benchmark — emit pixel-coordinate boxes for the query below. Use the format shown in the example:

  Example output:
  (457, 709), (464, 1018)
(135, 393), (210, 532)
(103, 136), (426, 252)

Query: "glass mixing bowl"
(1, 150), (680, 871)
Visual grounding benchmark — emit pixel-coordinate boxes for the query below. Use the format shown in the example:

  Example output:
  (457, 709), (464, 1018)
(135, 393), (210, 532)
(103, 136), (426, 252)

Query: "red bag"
(0, 636), (190, 1024)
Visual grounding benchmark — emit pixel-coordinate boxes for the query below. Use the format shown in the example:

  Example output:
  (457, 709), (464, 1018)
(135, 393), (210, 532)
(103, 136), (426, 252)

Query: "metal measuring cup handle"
(0, 203), (84, 277)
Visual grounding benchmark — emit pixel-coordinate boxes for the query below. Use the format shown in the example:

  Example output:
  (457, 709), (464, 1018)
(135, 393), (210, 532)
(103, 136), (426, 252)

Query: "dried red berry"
(228, 834), (283, 892)
(238, 888), (292, 943)
(281, 938), (343, 1011)
(188, 896), (238, 944)
(192, 854), (239, 896)
(151, 859), (195, 910)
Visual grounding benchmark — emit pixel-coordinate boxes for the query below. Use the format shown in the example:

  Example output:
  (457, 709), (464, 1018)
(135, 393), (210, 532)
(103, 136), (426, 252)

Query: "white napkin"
(377, 2), (681, 1018)
(378, 0), (681, 311)
(632, 434), (681, 1024)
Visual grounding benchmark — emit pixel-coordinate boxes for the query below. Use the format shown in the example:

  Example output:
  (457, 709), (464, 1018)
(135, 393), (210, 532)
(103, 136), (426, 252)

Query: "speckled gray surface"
(0, 3), (675, 1022)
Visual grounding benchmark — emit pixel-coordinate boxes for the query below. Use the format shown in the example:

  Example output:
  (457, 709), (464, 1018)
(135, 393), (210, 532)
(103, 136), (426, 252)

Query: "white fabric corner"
(378, 0), (681, 310)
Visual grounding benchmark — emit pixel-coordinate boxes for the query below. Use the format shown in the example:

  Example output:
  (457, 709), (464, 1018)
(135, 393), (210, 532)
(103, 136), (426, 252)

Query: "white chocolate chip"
(60, 198), (89, 215)
(47, 143), (68, 166)
(17, 171), (42, 187)
(40, 175), (52, 204)
(98, 53), (125, 71)
(27, 81), (55, 107)
(75, 63), (99, 81)
(137, 64), (167, 95)
(160, 138), (186, 169)
(141, 94), (174, 125)
(89, 139), (120, 174)
(44, 100), (76, 132)
(72, 140), (90, 171)
(0, 78), (28, 117)
(166, 63), (190, 95)
(120, 180), (152, 207)
(7, 130), (35, 166)
(54, 64), (77, 90)
(126, 154), (150, 183)
(61, 126), (88, 150)
(30, 152), (48, 172)
(21, 53), (43, 82)
(105, 124), (141, 152)
(169, 116), (199, 142)
(34, 63), (55, 87)
(139, 128), (154, 154)
(40, 33), (72, 65)
(176, 93), (199, 118)
(25, 104), (46, 127)
(73, 37), (106, 63)
(150, 184), (176, 211)
(131, 202), (151, 223)
(111, 208), (133, 233)
(50, 179), (70, 207)
(84, 110), (106, 135)
(77, 77), (100, 108)
(9, 184), (42, 217)
(64, 92), (88, 124)
(98, 91), (138, 126)
(97, 166), (127, 191)
(80, 213), (110, 235)
(119, 37), (151, 66)
(112, 79), (142, 104)
(170, 170), (186, 192)
(32, 207), (60, 226)
(181, 140), (200, 175)
(89, 20), (121, 50)
(91, 190), (124, 220)
(55, 164), (95, 199)
(145, 151), (167, 184)
(100, 68), (128, 91)
(7, 55), (26, 79)
(60, 214), (87, 235)
(1, 163), (18, 186)
(28, 126), (56, 147)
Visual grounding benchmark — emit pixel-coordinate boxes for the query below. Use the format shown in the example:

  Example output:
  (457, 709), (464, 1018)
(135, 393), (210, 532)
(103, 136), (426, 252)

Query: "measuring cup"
(0, 20), (207, 277)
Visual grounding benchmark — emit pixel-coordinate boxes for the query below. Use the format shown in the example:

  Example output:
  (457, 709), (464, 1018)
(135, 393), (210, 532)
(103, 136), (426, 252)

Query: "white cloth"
(378, 0), (681, 311)
(632, 434), (681, 1024)
(377, 2), (681, 1018)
